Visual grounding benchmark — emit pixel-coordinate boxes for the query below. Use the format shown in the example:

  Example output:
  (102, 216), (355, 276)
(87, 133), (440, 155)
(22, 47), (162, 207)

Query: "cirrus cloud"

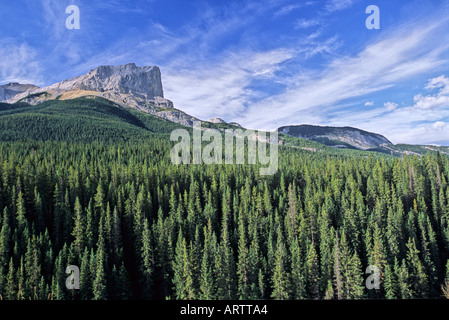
(0, 40), (43, 85)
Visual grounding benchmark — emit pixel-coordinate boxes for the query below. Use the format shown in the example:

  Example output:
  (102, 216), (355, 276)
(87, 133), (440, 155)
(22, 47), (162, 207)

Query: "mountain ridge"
(2, 63), (204, 126)
(278, 124), (392, 150)
(0, 82), (39, 101)
(8, 63), (164, 101)
(1, 63), (448, 153)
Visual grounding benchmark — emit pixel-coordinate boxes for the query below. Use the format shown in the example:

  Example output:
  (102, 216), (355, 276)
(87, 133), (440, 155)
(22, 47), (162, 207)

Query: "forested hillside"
(0, 98), (448, 300)
(0, 97), (184, 142)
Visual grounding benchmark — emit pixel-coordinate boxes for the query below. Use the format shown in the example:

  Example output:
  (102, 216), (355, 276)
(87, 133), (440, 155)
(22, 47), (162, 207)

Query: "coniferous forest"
(0, 98), (449, 300)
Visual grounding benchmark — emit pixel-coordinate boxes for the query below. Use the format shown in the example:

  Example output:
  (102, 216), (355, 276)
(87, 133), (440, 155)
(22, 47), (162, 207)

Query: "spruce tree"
(92, 246), (107, 300)
(5, 258), (16, 300)
(306, 243), (320, 299)
(333, 232), (343, 300)
(236, 211), (249, 300)
(405, 237), (428, 298)
(290, 237), (306, 299)
(141, 218), (153, 299)
(199, 249), (215, 300)
(72, 197), (85, 256)
(384, 263), (398, 299)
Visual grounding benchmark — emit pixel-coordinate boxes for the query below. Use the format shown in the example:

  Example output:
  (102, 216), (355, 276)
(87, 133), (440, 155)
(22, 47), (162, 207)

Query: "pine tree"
(248, 228), (261, 299)
(52, 184), (63, 252)
(94, 181), (105, 214)
(173, 230), (195, 300)
(215, 241), (236, 299)
(152, 207), (171, 299)
(92, 247), (107, 300)
(395, 259), (412, 299)
(85, 199), (96, 250)
(319, 210), (334, 295)
(236, 211), (250, 300)
(442, 259), (449, 299)
(306, 243), (320, 299)
(286, 183), (298, 240)
(0, 207), (11, 271)
(183, 242), (196, 300)
(79, 248), (92, 300)
(5, 258), (16, 300)
(37, 276), (48, 300)
(290, 237), (306, 299)
(34, 188), (45, 234)
(15, 191), (28, 256)
(324, 280), (334, 300)
(118, 262), (131, 300)
(271, 241), (290, 300)
(111, 206), (123, 265)
(346, 253), (364, 299)
(24, 236), (41, 298)
(199, 249), (214, 300)
(16, 257), (25, 300)
(190, 227), (202, 295)
(405, 237), (428, 298)
(384, 263), (398, 299)
(72, 197), (85, 256)
(51, 252), (66, 300)
(369, 225), (387, 297)
(141, 218), (153, 299)
(333, 232), (343, 300)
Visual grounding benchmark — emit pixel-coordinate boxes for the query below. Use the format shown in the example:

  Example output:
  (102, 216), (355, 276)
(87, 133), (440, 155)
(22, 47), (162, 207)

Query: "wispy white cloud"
(273, 4), (303, 18)
(273, 1), (316, 18)
(295, 18), (321, 29)
(74, 1), (283, 71)
(0, 39), (43, 85)
(92, 0), (152, 14)
(364, 101), (374, 106)
(425, 75), (449, 94)
(384, 102), (398, 111)
(163, 48), (294, 121)
(238, 15), (449, 133)
(324, 0), (357, 13)
(40, 0), (70, 39)
(38, 0), (89, 76)
(296, 35), (341, 59)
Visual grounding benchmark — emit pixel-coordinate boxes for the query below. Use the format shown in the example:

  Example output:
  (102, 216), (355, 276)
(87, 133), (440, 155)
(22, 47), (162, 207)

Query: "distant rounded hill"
(278, 124), (392, 150)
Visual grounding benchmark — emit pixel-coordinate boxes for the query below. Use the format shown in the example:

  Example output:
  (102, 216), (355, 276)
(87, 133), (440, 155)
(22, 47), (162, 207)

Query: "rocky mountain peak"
(0, 83), (39, 102)
(46, 63), (164, 99)
(1, 63), (202, 127)
(209, 117), (227, 124)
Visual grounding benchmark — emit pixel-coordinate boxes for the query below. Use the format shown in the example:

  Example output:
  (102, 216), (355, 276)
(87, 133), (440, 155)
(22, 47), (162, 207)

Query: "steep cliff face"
(8, 63), (165, 102)
(44, 63), (164, 99)
(2, 63), (203, 126)
(278, 124), (392, 150)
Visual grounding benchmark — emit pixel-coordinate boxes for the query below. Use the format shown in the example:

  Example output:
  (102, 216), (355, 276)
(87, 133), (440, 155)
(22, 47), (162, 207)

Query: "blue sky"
(1, 0), (449, 145)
